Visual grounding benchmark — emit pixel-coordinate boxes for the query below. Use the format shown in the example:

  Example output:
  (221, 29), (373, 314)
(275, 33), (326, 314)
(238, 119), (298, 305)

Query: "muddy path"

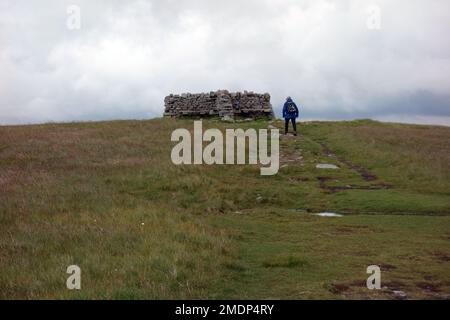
(278, 132), (393, 192)
(318, 142), (394, 192)
(320, 143), (377, 181)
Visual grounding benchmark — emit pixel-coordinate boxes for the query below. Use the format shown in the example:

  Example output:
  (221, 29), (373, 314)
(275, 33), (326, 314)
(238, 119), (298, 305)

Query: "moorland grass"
(0, 118), (449, 299)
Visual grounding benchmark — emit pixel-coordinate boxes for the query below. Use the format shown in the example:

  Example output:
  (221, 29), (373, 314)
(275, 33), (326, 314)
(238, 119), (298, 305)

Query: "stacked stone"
(164, 92), (217, 117)
(163, 90), (274, 120)
(216, 90), (234, 119)
(231, 91), (273, 118)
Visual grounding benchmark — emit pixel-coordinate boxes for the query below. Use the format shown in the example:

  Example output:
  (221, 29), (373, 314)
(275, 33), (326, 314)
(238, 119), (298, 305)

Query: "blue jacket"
(282, 98), (299, 119)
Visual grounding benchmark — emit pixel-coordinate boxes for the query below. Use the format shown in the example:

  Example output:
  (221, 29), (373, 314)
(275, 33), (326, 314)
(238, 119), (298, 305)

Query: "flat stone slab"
(393, 290), (407, 298)
(315, 212), (343, 217)
(316, 163), (339, 169)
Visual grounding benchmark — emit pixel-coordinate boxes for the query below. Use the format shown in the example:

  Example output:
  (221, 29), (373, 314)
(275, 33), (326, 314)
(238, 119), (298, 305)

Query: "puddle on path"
(316, 163), (339, 169)
(315, 212), (343, 217)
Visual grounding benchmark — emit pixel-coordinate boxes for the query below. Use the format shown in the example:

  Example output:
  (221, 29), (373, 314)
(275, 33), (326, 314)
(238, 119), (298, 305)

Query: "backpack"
(287, 102), (296, 114)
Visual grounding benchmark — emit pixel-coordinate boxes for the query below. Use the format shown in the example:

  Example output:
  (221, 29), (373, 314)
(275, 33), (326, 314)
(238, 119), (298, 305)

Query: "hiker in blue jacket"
(282, 96), (299, 136)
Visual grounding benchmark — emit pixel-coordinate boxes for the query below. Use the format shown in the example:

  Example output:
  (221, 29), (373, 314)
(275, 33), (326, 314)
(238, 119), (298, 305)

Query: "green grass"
(210, 210), (450, 299)
(0, 118), (449, 299)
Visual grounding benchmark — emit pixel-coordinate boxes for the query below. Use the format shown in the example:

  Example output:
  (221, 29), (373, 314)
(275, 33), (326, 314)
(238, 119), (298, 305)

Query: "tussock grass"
(0, 118), (449, 299)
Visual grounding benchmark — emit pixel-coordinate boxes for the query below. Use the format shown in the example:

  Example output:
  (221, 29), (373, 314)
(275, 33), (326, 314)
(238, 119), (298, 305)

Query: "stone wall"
(164, 90), (274, 120)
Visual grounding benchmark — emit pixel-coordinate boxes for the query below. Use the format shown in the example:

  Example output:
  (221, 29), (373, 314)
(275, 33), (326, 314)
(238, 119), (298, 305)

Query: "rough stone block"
(163, 90), (274, 120)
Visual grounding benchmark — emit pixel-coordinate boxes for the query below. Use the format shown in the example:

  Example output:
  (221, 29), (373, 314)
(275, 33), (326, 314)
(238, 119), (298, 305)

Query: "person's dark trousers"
(284, 118), (297, 135)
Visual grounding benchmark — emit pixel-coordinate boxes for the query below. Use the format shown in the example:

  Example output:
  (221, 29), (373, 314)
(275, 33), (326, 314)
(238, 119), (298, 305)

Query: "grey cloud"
(0, 0), (450, 125)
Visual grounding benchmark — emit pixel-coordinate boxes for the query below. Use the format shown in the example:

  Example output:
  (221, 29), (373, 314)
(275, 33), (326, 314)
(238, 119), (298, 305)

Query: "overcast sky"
(1, 0), (450, 125)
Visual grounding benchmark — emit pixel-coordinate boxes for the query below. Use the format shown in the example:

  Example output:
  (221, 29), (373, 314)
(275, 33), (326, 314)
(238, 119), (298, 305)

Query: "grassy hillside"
(0, 118), (449, 299)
